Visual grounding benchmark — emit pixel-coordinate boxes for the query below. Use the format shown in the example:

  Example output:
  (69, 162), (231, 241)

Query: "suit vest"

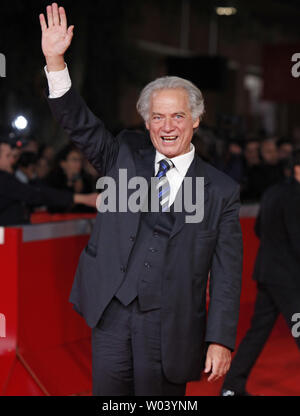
(115, 192), (176, 311)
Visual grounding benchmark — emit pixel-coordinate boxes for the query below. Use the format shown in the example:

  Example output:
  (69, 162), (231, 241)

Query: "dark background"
(0, 0), (300, 148)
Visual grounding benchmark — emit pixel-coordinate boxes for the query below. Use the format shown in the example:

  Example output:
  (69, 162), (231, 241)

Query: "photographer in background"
(221, 149), (300, 396)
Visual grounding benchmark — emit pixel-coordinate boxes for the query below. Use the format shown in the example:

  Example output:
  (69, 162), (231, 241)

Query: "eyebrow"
(151, 112), (186, 116)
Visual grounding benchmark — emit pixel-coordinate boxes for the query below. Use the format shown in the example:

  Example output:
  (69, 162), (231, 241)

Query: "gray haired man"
(40, 3), (243, 396)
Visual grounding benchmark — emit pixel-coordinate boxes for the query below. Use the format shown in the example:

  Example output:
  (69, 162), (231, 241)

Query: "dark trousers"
(91, 296), (186, 396)
(222, 281), (300, 393)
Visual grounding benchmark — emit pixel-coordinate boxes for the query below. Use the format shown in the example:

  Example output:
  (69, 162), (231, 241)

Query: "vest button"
(120, 266), (126, 272)
(144, 262), (151, 268)
(153, 232), (159, 237)
(130, 235), (135, 242)
(149, 247), (157, 253)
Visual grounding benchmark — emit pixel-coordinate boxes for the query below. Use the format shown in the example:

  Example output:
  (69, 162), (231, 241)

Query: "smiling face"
(145, 88), (200, 158)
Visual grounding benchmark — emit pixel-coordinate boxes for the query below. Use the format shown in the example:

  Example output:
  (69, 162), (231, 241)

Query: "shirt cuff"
(44, 62), (72, 99)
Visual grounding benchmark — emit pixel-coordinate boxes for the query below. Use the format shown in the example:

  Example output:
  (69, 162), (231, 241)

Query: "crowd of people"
(192, 127), (299, 203)
(0, 128), (99, 226)
(0, 122), (299, 226)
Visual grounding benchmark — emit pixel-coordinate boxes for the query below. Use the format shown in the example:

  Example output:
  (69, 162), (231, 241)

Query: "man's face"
(278, 143), (293, 160)
(60, 150), (83, 178)
(244, 141), (260, 166)
(145, 88), (199, 158)
(261, 141), (279, 165)
(0, 143), (14, 173)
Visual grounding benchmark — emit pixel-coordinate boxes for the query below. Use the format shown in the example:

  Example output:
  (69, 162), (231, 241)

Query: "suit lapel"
(117, 144), (155, 265)
(169, 154), (211, 240)
(133, 146), (156, 185)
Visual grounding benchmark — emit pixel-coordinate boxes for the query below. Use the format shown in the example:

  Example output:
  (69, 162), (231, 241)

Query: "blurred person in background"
(36, 156), (51, 180)
(277, 138), (293, 162)
(21, 136), (39, 154)
(0, 139), (97, 226)
(243, 139), (260, 167)
(240, 139), (261, 202)
(11, 145), (22, 169)
(45, 143), (95, 212)
(241, 138), (284, 202)
(221, 149), (300, 396)
(15, 151), (38, 184)
(38, 143), (55, 164)
(213, 139), (244, 184)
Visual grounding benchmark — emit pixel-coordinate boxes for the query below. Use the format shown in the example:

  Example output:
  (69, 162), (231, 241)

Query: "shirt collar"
(155, 143), (195, 176)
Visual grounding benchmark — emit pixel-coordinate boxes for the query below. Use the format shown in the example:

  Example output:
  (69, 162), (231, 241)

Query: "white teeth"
(161, 136), (177, 141)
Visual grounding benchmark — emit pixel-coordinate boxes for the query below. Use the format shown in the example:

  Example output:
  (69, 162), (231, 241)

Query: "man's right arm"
(45, 67), (120, 176)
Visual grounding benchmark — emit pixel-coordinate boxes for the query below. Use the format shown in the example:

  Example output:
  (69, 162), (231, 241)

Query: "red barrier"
(0, 228), (20, 394)
(0, 217), (94, 395)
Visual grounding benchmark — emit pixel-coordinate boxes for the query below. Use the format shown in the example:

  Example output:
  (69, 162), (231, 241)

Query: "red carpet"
(186, 308), (300, 396)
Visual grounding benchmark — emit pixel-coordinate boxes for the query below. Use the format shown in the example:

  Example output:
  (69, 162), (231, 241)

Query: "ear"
(193, 117), (200, 129)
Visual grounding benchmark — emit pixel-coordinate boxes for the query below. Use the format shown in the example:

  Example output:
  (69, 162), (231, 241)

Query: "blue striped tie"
(155, 158), (174, 212)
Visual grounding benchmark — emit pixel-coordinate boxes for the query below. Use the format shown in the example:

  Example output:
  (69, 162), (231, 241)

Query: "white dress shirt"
(44, 64), (195, 206)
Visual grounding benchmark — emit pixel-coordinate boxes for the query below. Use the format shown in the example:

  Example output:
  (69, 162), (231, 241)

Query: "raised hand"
(39, 3), (74, 70)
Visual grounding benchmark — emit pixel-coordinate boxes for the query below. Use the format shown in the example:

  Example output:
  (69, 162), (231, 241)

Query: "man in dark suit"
(40, 3), (243, 396)
(221, 151), (300, 396)
(0, 139), (97, 226)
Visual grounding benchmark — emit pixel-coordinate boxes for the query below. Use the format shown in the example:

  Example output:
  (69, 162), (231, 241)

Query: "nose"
(163, 117), (175, 133)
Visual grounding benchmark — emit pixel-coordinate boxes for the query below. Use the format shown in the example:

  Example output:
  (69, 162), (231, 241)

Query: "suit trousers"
(222, 281), (300, 393)
(91, 296), (187, 396)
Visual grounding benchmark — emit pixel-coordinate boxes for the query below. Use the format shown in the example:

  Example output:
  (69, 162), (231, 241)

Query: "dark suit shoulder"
(261, 180), (290, 202)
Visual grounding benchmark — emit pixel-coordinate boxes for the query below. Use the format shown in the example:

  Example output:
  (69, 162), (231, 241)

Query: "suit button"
(144, 262), (151, 268)
(153, 232), (158, 237)
(130, 235), (135, 242)
(149, 247), (157, 253)
(120, 266), (126, 272)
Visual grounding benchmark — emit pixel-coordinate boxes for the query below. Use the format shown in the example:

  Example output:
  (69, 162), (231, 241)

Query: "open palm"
(39, 3), (74, 57)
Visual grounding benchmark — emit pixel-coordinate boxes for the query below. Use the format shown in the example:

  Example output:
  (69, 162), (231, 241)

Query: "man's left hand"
(204, 343), (231, 382)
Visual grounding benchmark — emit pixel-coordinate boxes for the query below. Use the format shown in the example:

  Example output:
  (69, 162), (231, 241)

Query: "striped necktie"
(155, 158), (174, 212)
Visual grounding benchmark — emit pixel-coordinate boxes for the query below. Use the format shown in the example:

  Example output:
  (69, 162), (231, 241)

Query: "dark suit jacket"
(47, 86), (243, 384)
(253, 179), (300, 288)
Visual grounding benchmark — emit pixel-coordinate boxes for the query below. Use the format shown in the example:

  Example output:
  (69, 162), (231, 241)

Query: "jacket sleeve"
(46, 86), (120, 176)
(0, 174), (73, 208)
(204, 185), (243, 351)
(283, 192), (300, 260)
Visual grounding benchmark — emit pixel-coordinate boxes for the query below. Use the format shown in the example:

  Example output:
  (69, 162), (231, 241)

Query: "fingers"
(46, 3), (65, 27)
(66, 25), (75, 44)
(59, 6), (67, 30)
(206, 359), (230, 382)
(46, 5), (53, 27)
(39, 14), (47, 32)
(204, 355), (212, 374)
(52, 3), (60, 26)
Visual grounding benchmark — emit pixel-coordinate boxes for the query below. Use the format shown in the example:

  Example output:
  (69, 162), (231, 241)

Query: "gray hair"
(136, 76), (205, 122)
